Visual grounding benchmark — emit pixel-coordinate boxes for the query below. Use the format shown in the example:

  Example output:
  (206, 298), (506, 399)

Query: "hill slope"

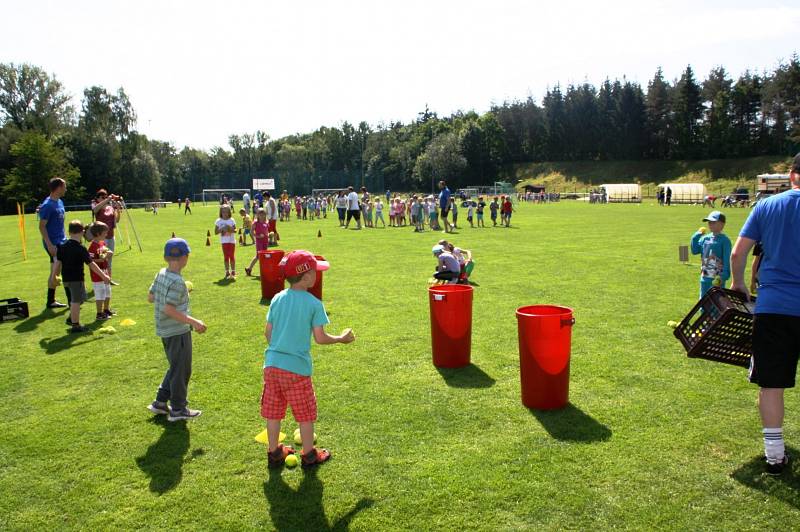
(506, 156), (791, 196)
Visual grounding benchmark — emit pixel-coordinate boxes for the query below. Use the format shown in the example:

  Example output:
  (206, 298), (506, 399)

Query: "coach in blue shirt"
(38, 177), (72, 308)
(438, 180), (452, 233)
(731, 152), (800, 476)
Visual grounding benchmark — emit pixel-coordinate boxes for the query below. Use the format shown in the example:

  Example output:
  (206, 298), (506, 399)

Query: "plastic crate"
(0, 298), (29, 322)
(673, 287), (755, 368)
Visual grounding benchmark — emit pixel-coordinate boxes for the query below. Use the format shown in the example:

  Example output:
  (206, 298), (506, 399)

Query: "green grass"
(510, 156), (791, 196)
(1, 201), (798, 530)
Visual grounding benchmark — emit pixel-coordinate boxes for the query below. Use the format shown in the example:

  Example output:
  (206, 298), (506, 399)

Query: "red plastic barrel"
(308, 255), (325, 300)
(258, 249), (285, 301)
(429, 284), (473, 368)
(516, 305), (574, 410)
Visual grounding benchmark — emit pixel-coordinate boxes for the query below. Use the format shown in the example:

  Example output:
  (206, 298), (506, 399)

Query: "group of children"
(431, 240), (474, 284)
(345, 194), (514, 231)
(212, 205), (280, 279)
(146, 235), (355, 466)
(48, 220), (116, 332)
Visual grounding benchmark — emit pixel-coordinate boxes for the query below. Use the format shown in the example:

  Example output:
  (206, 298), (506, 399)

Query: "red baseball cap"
(280, 250), (329, 277)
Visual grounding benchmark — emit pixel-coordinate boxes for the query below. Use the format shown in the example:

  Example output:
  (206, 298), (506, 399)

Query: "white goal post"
(311, 188), (347, 197)
(201, 189), (251, 206)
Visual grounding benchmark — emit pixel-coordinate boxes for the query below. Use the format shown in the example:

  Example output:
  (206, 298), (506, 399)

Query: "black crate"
(673, 287), (754, 368)
(0, 298), (29, 322)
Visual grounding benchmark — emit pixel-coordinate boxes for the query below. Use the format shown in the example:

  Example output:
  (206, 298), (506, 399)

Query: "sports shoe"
(301, 447), (332, 469)
(268, 443), (296, 469)
(66, 317), (74, 325)
(244, 267), (252, 276)
(105, 309), (117, 317)
(766, 454), (790, 476)
(147, 401), (169, 415)
(48, 301), (67, 308)
(168, 408), (202, 422)
(70, 325), (89, 333)
(96, 313), (109, 321)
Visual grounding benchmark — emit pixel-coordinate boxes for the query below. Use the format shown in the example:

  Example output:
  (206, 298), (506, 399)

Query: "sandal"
(301, 447), (331, 468)
(268, 443), (296, 468)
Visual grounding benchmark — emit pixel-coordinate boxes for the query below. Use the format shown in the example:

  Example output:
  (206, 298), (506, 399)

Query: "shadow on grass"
(38, 321), (105, 354)
(135, 416), (192, 494)
(731, 446), (800, 509)
(264, 468), (374, 531)
(14, 308), (63, 334)
(436, 364), (496, 389)
(214, 278), (235, 286)
(529, 403), (612, 443)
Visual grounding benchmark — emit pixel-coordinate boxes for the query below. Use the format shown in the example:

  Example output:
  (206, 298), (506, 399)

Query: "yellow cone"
(120, 318), (136, 326)
(254, 429), (285, 444)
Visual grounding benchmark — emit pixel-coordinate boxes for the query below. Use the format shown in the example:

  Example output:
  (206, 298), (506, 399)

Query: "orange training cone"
(172, 231), (176, 238)
(239, 234), (243, 245)
(318, 230), (322, 238)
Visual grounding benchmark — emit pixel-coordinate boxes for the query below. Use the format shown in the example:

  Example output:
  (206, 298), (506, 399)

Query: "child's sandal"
(301, 447), (331, 468)
(268, 443), (296, 468)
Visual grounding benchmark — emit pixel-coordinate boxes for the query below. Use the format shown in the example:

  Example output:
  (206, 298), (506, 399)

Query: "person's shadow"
(263, 468), (374, 531)
(135, 417), (196, 494)
(14, 308), (61, 334)
(730, 446), (800, 509)
(529, 403), (612, 443)
(38, 321), (105, 355)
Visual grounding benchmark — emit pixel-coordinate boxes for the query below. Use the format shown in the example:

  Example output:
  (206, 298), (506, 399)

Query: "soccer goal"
(201, 189), (251, 206)
(311, 188), (347, 197)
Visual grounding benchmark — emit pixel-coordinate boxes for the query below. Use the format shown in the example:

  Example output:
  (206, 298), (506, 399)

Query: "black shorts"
(749, 313), (800, 388)
(346, 209), (361, 222)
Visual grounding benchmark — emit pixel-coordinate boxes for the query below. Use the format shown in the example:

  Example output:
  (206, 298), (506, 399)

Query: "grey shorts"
(63, 281), (87, 304)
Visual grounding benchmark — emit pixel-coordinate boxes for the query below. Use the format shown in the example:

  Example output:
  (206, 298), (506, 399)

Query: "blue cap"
(432, 244), (444, 255)
(703, 211), (726, 223)
(164, 238), (191, 258)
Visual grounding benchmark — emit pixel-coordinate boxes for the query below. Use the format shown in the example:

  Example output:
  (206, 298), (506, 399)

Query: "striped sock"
(763, 427), (785, 464)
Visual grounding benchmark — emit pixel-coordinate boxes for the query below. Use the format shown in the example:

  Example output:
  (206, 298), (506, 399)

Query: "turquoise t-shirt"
(264, 288), (329, 376)
(690, 231), (732, 281)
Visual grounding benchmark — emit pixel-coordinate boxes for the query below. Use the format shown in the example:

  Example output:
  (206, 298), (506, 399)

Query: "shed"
(599, 184), (641, 203)
(657, 183), (708, 204)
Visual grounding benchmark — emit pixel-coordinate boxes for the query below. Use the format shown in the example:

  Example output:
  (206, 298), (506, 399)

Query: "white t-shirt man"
(347, 191), (359, 210)
(266, 197), (278, 220)
(243, 192), (250, 210)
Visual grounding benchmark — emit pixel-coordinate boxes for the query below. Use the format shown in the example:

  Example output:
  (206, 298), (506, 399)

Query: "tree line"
(1, 55), (799, 212)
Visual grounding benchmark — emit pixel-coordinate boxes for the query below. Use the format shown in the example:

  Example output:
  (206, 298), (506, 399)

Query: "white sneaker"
(147, 401), (169, 415)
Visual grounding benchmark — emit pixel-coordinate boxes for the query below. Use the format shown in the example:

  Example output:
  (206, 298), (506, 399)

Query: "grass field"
(1, 200), (798, 530)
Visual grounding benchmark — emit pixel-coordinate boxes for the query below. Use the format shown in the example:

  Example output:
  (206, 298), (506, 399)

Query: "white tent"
(658, 183), (707, 204)
(599, 184), (641, 203)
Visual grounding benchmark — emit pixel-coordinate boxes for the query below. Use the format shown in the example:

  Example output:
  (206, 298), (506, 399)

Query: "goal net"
(201, 189), (251, 206)
(311, 188), (346, 197)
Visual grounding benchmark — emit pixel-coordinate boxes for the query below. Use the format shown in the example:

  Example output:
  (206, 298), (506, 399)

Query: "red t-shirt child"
(502, 200), (512, 214)
(87, 240), (109, 282)
(252, 220), (270, 251)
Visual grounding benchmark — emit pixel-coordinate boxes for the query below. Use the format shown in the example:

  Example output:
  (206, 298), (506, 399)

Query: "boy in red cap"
(262, 250), (355, 468)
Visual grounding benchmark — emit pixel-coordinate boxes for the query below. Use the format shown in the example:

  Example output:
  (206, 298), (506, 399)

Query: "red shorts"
(268, 219), (279, 238)
(222, 242), (236, 261)
(261, 366), (317, 422)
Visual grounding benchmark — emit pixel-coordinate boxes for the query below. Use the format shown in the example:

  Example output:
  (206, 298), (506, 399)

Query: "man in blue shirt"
(438, 180), (452, 234)
(38, 177), (71, 308)
(731, 152), (800, 476)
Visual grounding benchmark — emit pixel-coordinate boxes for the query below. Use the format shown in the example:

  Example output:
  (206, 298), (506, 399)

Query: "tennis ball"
(185, 280), (194, 292)
(667, 320), (678, 329)
(712, 276), (722, 287)
(285, 454), (298, 468)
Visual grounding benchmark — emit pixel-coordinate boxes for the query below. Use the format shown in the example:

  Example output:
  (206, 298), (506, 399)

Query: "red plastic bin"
(308, 255), (325, 300)
(428, 284), (473, 368)
(258, 249), (285, 301)
(516, 305), (575, 410)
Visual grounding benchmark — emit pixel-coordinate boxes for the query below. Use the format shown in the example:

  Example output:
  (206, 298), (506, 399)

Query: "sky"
(3, 0), (799, 151)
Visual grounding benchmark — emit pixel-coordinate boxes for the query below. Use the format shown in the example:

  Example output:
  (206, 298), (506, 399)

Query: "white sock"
(763, 427), (785, 464)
